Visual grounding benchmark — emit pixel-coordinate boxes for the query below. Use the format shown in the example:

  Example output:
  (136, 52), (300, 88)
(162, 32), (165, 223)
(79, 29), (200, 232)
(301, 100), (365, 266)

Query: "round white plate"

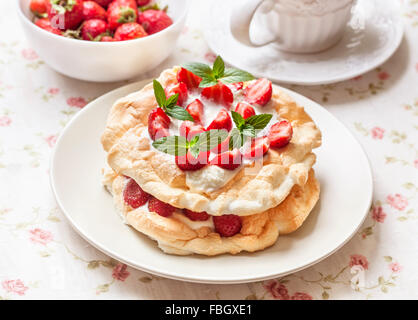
(50, 79), (373, 284)
(203, 0), (404, 85)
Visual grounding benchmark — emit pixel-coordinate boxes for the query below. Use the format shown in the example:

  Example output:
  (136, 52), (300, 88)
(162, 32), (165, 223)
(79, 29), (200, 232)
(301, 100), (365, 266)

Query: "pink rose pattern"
(29, 228), (53, 245)
(414, 159), (418, 169)
(21, 48), (39, 61)
(349, 254), (369, 270)
(45, 135), (58, 148)
(47, 88), (60, 95)
(372, 206), (387, 223)
(386, 194), (408, 211)
(112, 263), (130, 281)
(67, 97), (87, 108)
(389, 262), (402, 273)
(0, 115), (11, 127)
(2, 279), (28, 296)
(371, 127), (385, 139)
(263, 280), (312, 300)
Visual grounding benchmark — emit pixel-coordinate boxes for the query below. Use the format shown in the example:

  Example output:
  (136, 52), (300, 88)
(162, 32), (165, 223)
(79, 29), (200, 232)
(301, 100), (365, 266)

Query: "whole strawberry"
(82, 1), (107, 20)
(81, 19), (108, 40)
(137, 0), (151, 6)
(101, 35), (115, 41)
(213, 215), (242, 237)
(114, 22), (147, 41)
(46, 0), (84, 30)
(92, 0), (113, 8)
(30, 0), (48, 17)
(35, 18), (63, 35)
(107, 0), (138, 30)
(138, 9), (173, 35)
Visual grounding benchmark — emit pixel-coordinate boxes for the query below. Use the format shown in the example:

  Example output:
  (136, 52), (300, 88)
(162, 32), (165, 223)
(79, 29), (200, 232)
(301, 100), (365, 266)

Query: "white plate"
(50, 79), (373, 284)
(203, 0), (404, 85)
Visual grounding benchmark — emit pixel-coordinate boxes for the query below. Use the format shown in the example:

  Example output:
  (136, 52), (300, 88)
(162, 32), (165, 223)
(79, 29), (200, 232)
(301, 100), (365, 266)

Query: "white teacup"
(233, 0), (355, 53)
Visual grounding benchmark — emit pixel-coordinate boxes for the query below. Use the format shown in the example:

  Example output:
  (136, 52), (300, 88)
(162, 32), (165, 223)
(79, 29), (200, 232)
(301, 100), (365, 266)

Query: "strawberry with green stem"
(107, 0), (138, 30)
(82, 1), (108, 20)
(81, 19), (108, 41)
(30, 0), (48, 18)
(46, 0), (84, 30)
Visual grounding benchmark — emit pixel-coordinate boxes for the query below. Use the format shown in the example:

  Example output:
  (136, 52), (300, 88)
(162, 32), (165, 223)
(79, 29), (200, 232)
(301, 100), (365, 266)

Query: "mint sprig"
(182, 56), (255, 88)
(153, 80), (194, 121)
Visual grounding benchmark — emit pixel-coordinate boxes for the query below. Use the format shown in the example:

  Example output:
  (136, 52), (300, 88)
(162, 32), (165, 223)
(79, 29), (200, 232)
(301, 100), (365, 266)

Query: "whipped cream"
(186, 164), (239, 193)
(272, 0), (354, 16)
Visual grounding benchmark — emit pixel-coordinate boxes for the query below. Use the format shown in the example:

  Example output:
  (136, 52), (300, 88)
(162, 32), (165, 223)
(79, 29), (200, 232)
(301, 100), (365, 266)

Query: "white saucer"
(50, 80), (373, 284)
(203, 0), (404, 85)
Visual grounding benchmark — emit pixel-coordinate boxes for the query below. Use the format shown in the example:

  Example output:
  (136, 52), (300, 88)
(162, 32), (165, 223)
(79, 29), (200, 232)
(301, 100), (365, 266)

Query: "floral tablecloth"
(1, 0), (417, 300)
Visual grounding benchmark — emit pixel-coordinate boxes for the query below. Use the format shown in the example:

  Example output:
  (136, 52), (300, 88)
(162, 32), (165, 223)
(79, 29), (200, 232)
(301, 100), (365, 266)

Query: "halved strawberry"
(148, 197), (175, 217)
(179, 121), (205, 141)
(243, 136), (269, 159)
(177, 68), (202, 91)
(201, 83), (233, 108)
(210, 136), (230, 154)
(185, 99), (204, 123)
(175, 150), (209, 171)
(148, 108), (170, 140)
(268, 120), (293, 148)
(235, 102), (256, 119)
(210, 149), (242, 170)
(213, 214), (242, 237)
(183, 209), (210, 221)
(244, 78), (272, 106)
(206, 109), (232, 132)
(230, 82), (243, 91)
(165, 82), (188, 107)
(123, 177), (150, 208)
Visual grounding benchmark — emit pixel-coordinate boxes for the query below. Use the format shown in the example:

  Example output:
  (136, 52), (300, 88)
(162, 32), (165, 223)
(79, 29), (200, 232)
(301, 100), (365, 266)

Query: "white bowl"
(16, 0), (189, 82)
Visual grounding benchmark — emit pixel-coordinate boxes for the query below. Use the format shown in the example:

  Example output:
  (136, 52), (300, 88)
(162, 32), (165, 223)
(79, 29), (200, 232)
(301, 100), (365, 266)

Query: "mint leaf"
(189, 144), (200, 159)
(198, 129), (229, 152)
(212, 56), (225, 78)
(231, 111), (245, 129)
(182, 62), (213, 79)
(152, 136), (188, 156)
(153, 80), (166, 109)
(165, 93), (179, 108)
(165, 106), (194, 121)
(229, 128), (244, 149)
(245, 114), (272, 130)
(199, 77), (218, 88)
(242, 124), (256, 137)
(221, 68), (255, 84)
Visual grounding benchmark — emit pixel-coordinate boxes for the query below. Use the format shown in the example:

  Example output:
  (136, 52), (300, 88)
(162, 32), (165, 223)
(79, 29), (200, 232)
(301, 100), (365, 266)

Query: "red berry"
(179, 121), (205, 141)
(268, 120), (293, 149)
(210, 149), (242, 170)
(201, 83), (234, 108)
(114, 22), (147, 41)
(115, 0), (138, 9)
(92, 0), (113, 8)
(137, 0), (151, 6)
(82, 1), (107, 20)
(165, 82), (188, 107)
(107, 1), (138, 30)
(177, 68), (202, 91)
(123, 177), (150, 208)
(81, 19), (108, 41)
(243, 136), (269, 159)
(175, 150), (209, 171)
(235, 102), (256, 120)
(230, 82), (243, 91)
(46, 0), (84, 30)
(185, 99), (204, 123)
(148, 108), (170, 140)
(210, 136), (230, 154)
(35, 18), (62, 35)
(30, 0), (48, 16)
(148, 197), (175, 217)
(138, 9), (173, 35)
(101, 35), (115, 41)
(207, 109), (232, 132)
(213, 214), (242, 237)
(183, 209), (210, 221)
(244, 78), (273, 106)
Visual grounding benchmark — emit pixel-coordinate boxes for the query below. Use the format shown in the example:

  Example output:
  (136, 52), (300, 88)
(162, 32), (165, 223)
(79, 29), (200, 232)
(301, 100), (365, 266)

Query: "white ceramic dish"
(204, 0), (404, 85)
(50, 79), (373, 284)
(16, 0), (189, 82)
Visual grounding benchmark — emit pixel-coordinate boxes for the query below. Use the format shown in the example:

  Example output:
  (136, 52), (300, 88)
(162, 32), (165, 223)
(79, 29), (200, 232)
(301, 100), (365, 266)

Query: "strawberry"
(148, 107), (170, 140)
(81, 19), (108, 41)
(35, 18), (62, 35)
(148, 197), (175, 217)
(213, 214), (242, 237)
(101, 35), (115, 41)
(107, 0), (138, 30)
(235, 102), (255, 120)
(210, 149), (242, 170)
(179, 121), (205, 141)
(82, 1), (107, 20)
(183, 209), (210, 221)
(138, 9), (173, 35)
(243, 136), (269, 159)
(92, 0), (113, 8)
(114, 22), (147, 41)
(175, 150), (209, 171)
(268, 120), (293, 149)
(210, 136), (230, 154)
(123, 177), (150, 208)
(46, 0), (84, 30)
(201, 82), (234, 108)
(115, 0), (138, 9)
(177, 68), (202, 91)
(244, 78), (272, 106)
(207, 109), (232, 132)
(165, 82), (188, 107)
(230, 82), (243, 91)
(137, 0), (151, 6)
(30, 0), (48, 16)
(185, 99), (204, 123)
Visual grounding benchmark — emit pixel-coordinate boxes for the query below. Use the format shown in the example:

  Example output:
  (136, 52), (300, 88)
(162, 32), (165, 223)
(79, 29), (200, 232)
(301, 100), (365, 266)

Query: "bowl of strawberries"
(17, 0), (189, 82)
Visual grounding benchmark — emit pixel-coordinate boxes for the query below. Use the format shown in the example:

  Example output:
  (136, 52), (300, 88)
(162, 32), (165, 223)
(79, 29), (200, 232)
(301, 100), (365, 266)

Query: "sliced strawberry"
(210, 136), (230, 154)
(213, 214), (242, 237)
(243, 136), (270, 159)
(201, 83), (233, 108)
(177, 68), (202, 91)
(148, 108), (170, 140)
(207, 109), (232, 132)
(210, 149), (242, 170)
(123, 177), (150, 208)
(268, 120), (293, 149)
(179, 121), (205, 141)
(230, 82), (243, 91)
(235, 102), (256, 119)
(185, 99), (204, 123)
(244, 78), (272, 106)
(148, 197), (175, 217)
(175, 150), (209, 171)
(183, 209), (210, 221)
(165, 82), (188, 107)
